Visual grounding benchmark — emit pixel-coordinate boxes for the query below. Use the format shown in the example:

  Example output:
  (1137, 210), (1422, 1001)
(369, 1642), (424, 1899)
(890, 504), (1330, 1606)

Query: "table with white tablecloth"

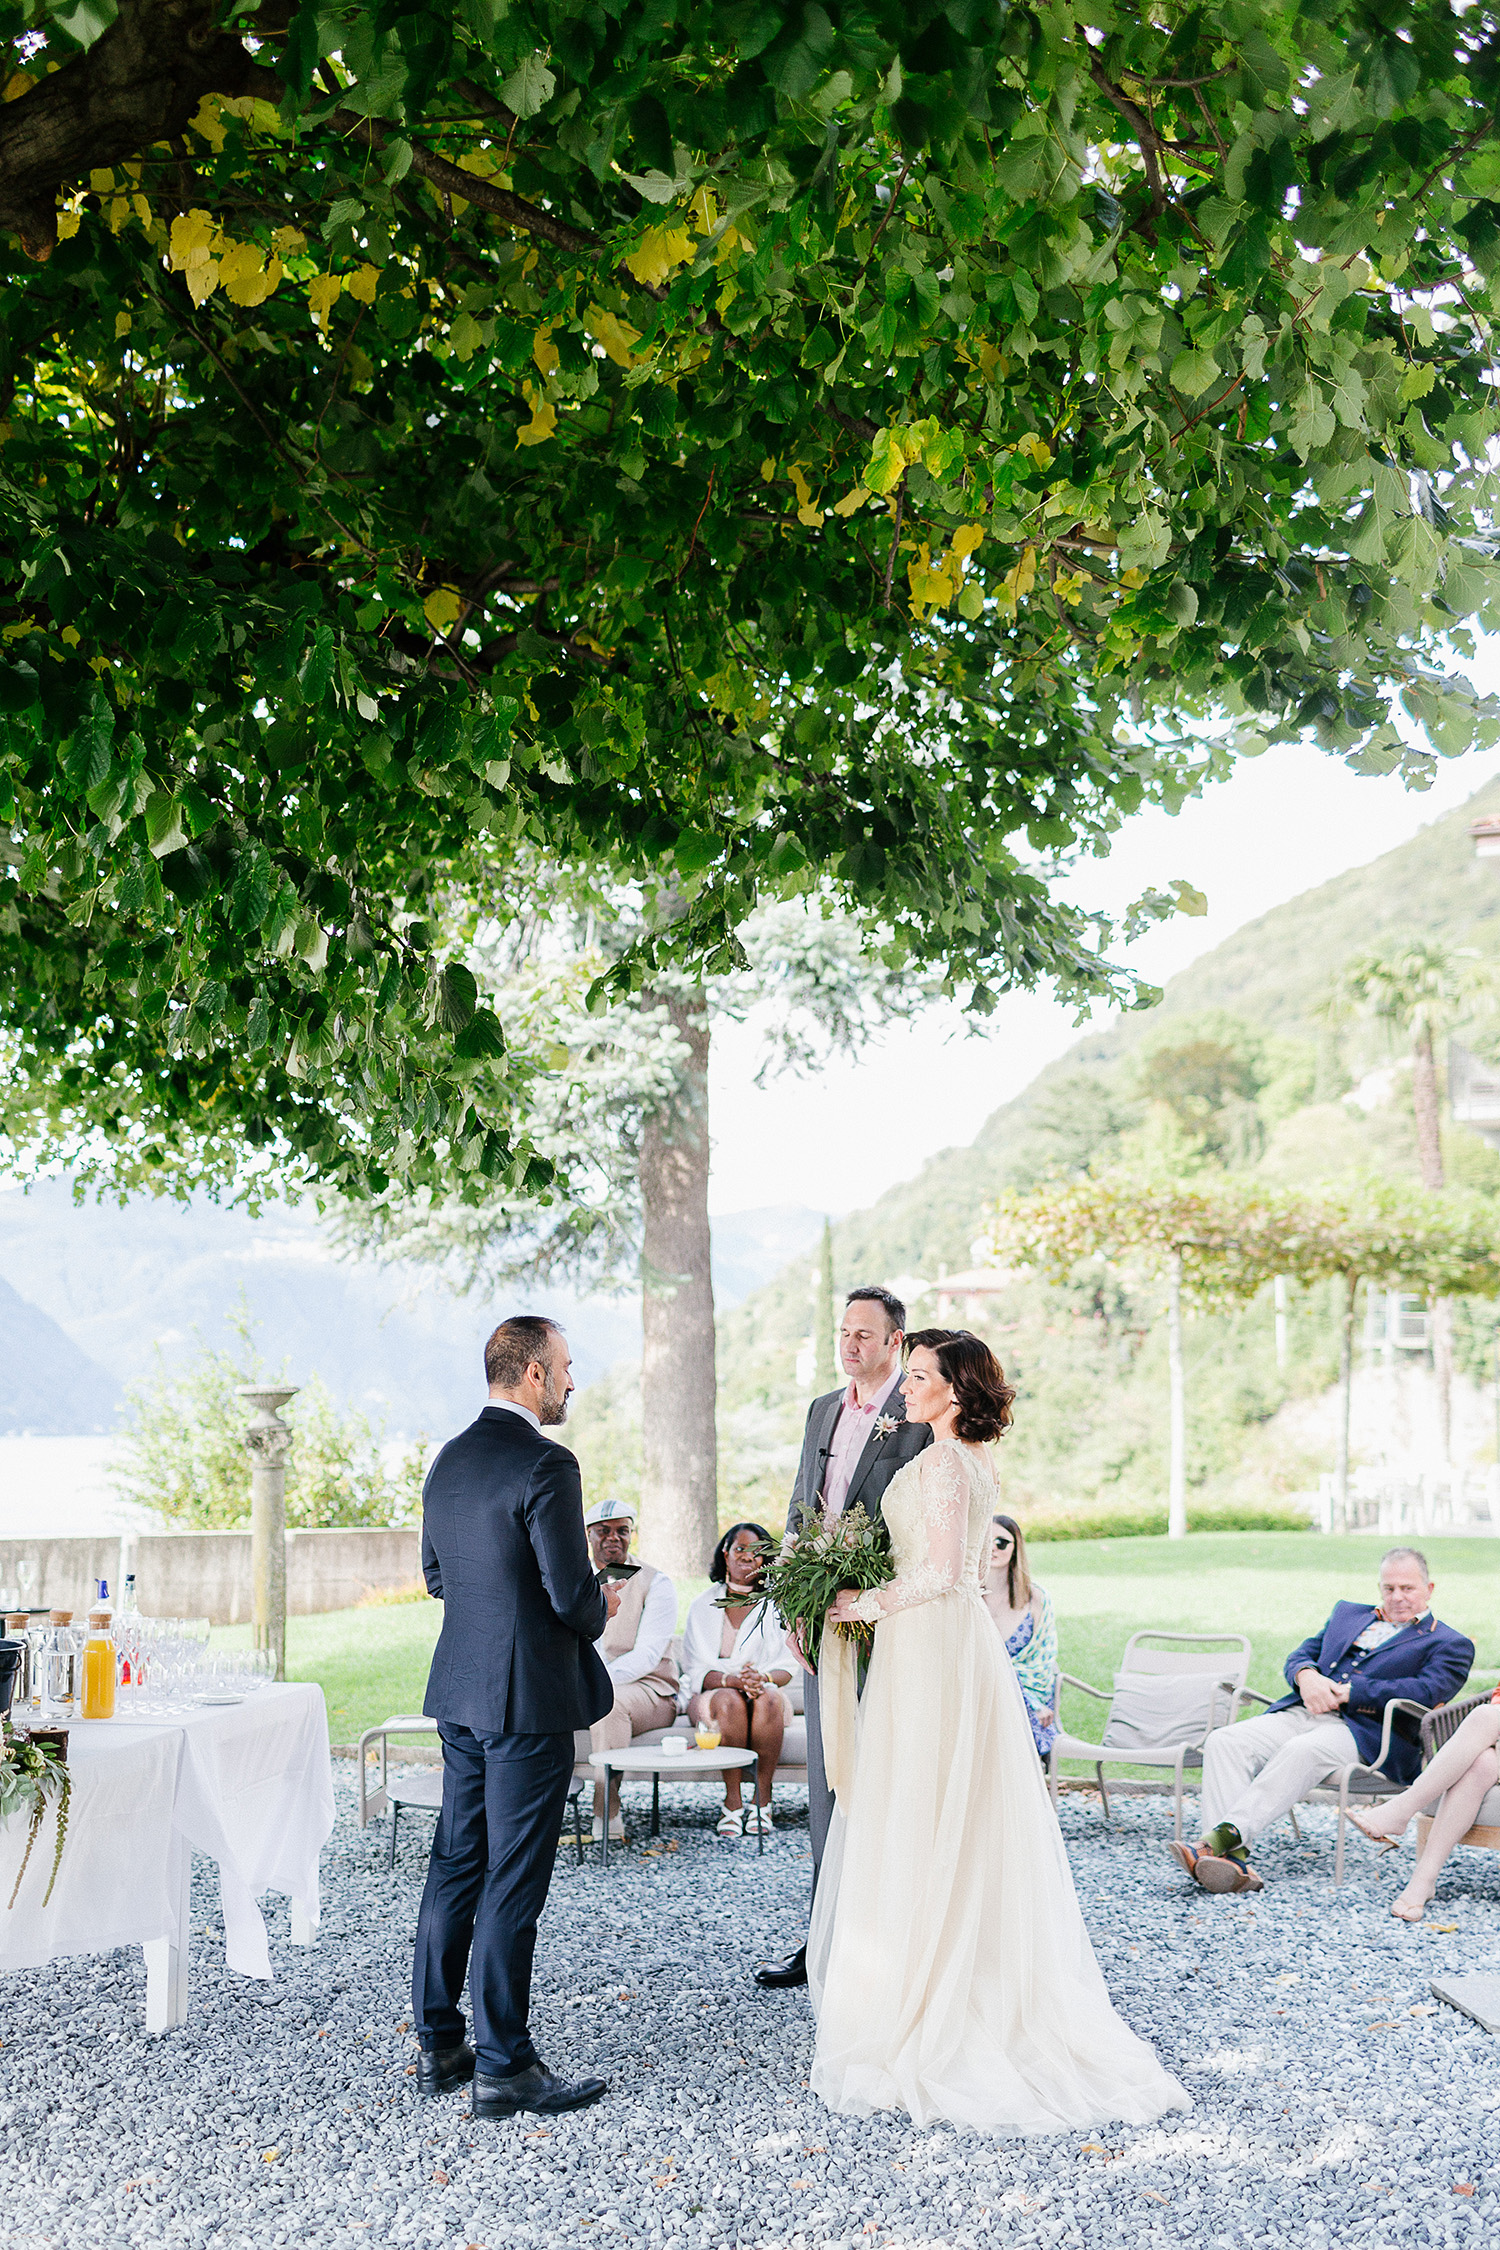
(0, 1683), (336, 2031)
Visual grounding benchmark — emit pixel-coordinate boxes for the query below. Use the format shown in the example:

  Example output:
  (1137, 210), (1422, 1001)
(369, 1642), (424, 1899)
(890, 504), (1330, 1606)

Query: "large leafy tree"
(2, 0), (1498, 1206)
(338, 881), (932, 1570)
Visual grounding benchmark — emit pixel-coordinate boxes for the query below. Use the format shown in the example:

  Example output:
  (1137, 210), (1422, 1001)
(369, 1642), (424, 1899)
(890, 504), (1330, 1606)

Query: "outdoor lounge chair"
(1046, 1630), (1253, 1840)
(1266, 1689), (1439, 1882)
(1414, 1690), (1500, 1861)
(571, 1634), (810, 1793)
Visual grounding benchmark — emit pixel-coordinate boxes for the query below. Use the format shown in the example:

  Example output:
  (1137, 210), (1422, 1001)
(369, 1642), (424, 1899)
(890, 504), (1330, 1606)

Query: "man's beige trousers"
(1199, 1705), (1361, 1841)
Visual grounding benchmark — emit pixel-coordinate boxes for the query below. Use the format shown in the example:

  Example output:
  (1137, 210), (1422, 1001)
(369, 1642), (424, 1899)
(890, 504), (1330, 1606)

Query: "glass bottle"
(4, 1613), (31, 1721)
(82, 1610), (116, 1720)
(46, 1610), (80, 1720)
(27, 1615), (53, 1719)
(119, 1574), (138, 1618)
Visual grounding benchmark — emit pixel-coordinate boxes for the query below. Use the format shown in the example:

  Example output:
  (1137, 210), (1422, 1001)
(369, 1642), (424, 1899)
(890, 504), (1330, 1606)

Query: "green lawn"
(219, 1535), (1500, 1749)
(1039, 1530), (1500, 1770)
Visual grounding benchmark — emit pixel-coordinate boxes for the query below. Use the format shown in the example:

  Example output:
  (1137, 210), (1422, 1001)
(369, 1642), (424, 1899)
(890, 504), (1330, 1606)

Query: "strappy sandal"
(716, 1805), (747, 1838)
(1348, 1812), (1402, 1854)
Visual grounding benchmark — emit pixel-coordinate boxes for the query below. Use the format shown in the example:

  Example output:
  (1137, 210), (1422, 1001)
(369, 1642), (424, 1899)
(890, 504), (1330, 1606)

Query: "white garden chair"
(1047, 1631), (1254, 1840)
(359, 1713), (587, 1868)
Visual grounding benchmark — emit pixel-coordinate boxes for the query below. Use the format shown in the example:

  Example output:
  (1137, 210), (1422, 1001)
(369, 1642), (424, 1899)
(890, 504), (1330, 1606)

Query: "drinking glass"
(15, 1560), (36, 1610)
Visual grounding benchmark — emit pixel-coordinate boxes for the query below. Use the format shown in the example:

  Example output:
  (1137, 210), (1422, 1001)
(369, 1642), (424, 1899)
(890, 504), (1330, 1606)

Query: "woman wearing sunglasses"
(982, 1514), (1057, 1757)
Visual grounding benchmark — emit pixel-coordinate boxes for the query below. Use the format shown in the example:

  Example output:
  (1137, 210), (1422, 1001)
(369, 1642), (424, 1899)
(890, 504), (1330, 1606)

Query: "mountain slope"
(683, 773), (1500, 1523)
(0, 1276), (120, 1435)
(802, 771), (1500, 1289)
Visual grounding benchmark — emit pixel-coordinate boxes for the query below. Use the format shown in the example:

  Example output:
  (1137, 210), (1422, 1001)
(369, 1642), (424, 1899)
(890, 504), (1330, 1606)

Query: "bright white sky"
(708, 706), (1500, 1219)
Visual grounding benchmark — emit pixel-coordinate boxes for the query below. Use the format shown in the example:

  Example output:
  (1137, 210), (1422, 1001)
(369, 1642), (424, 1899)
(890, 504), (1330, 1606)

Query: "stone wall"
(0, 1527), (423, 1624)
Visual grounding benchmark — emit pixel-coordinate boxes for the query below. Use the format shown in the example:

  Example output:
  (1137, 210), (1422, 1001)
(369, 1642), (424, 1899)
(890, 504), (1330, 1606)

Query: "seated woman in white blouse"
(681, 1522), (794, 1839)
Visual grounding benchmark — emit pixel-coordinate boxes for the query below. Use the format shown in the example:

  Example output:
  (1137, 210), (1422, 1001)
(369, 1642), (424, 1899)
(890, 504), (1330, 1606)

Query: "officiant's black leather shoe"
(471, 2064), (608, 2119)
(754, 1946), (807, 1989)
(417, 2042), (476, 2098)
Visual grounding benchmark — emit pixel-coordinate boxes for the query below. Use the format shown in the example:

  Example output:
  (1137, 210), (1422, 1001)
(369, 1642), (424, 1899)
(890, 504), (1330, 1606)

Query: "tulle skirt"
(807, 1588), (1190, 2134)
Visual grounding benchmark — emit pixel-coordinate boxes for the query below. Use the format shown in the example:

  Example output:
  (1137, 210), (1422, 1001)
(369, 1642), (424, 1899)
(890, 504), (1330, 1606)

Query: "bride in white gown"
(805, 1329), (1189, 2134)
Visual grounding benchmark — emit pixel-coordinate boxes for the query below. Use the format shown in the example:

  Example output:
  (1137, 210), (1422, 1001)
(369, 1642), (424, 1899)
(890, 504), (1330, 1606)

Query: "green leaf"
(229, 845), (273, 934)
(502, 52), (556, 119)
(299, 625), (336, 707)
(436, 962), (478, 1032)
(1347, 465), (1408, 566)
(144, 793), (188, 860)
(454, 1008), (507, 1060)
(0, 662), (39, 715)
(62, 688), (113, 794)
(865, 427), (907, 495)
(1169, 350), (1220, 398)
(673, 829), (718, 875)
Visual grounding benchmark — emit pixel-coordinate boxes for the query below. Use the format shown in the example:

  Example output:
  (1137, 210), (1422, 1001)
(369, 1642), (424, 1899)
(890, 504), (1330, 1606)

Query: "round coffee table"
(587, 1746), (759, 1866)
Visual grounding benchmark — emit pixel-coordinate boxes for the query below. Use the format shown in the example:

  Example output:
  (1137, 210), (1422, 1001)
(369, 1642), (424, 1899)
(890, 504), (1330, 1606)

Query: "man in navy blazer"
(1174, 1546), (1474, 1893)
(411, 1315), (616, 2118)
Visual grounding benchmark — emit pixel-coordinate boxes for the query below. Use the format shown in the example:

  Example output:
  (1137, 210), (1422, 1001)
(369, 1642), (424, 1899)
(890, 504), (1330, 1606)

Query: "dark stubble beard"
(538, 1365), (570, 1426)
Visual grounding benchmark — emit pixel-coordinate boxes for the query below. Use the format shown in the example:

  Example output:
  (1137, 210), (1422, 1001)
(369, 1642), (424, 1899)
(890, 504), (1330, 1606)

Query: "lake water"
(0, 1436), (155, 1537)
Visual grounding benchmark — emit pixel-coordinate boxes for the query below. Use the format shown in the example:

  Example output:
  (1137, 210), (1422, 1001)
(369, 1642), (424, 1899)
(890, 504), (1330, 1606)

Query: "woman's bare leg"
(1391, 1746), (1500, 1921)
(748, 1693), (786, 1804)
(1349, 1705), (1500, 1840)
(709, 1689), (751, 1810)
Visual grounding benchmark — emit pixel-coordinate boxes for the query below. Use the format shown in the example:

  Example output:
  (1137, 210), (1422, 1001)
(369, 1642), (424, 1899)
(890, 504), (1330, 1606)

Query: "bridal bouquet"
(755, 1503), (895, 1669)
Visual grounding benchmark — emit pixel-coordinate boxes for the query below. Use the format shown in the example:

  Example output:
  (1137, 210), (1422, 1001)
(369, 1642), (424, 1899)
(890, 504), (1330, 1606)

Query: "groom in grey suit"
(754, 1284), (931, 1990)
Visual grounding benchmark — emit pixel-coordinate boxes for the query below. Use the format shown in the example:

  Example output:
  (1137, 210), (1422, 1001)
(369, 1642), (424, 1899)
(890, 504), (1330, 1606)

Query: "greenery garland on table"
(0, 1729), (70, 1912)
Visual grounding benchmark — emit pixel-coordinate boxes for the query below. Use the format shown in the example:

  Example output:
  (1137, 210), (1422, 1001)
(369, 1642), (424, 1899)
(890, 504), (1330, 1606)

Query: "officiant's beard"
(539, 1366), (571, 1426)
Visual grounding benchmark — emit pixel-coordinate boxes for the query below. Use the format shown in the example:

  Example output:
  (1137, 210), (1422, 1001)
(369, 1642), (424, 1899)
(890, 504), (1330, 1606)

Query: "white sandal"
(716, 1805), (747, 1838)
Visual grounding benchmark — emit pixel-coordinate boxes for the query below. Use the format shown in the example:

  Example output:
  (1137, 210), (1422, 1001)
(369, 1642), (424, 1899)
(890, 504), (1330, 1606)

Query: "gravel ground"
(3, 1771), (1500, 2249)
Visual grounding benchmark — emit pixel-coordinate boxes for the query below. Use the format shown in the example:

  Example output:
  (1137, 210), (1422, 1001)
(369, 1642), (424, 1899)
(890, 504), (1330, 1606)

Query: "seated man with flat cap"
(586, 1497), (678, 1841)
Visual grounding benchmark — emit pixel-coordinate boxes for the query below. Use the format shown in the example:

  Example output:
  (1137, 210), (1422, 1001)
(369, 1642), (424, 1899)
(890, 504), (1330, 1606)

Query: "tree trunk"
(1412, 1021), (1453, 1467)
(1167, 1251), (1187, 1540)
(814, 1217), (836, 1390)
(639, 997), (718, 1579)
(1412, 1023), (1444, 1190)
(1432, 1295), (1453, 1467)
(1335, 1275), (1356, 1533)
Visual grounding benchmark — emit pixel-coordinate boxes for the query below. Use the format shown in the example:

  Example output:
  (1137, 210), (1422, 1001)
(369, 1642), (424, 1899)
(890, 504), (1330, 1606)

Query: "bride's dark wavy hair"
(905, 1329), (1016, 1444)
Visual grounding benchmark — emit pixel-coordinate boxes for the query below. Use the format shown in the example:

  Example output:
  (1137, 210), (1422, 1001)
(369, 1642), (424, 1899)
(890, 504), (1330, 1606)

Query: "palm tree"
(1327, 941), (1492, 1462)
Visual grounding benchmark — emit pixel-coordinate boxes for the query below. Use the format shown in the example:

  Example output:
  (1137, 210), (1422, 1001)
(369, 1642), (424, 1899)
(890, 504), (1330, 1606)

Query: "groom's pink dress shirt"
(821, 1366), (904, 1518)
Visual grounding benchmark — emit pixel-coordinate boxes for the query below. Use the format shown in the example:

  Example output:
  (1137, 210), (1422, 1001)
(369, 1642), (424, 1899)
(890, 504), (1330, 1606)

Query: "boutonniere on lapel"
(873, 1413), (900, 1442)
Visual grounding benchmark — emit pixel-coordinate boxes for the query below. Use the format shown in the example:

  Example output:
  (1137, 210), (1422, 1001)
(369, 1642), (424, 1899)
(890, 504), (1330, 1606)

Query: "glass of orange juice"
(694, 1716), (722, 1750)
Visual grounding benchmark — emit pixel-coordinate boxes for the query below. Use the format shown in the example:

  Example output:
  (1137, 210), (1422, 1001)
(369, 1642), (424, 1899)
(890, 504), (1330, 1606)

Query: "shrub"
(110, 1309), (425, 1530)
(1022, 1501), (1315, 1544)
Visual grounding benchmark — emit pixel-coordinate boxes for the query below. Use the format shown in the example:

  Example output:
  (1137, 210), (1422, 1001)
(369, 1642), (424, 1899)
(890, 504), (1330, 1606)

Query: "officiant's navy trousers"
(413, 1723), (574, 2077)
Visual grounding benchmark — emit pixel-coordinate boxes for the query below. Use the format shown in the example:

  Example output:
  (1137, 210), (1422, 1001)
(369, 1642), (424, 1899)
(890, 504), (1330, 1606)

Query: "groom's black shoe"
(416, 2042), (476, 2098)
(754, 1946), (807, 1989)
(471, 2063), (607, 2120)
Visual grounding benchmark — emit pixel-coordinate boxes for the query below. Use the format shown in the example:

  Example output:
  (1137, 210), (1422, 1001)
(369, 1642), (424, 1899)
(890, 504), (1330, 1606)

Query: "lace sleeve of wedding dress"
(846, 1445), (970, 1619)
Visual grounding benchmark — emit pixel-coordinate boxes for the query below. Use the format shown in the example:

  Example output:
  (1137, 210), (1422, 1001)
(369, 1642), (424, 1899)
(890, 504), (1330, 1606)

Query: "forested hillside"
(571, 778), (1500, 1531)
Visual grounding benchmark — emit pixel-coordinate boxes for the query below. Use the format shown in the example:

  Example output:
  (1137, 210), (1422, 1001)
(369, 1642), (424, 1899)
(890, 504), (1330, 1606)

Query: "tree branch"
(0, 0), (283, 259)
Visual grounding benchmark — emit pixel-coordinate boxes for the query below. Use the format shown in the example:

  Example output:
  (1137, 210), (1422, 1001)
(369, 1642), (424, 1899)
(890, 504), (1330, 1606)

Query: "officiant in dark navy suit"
(755, 1284), (931, 1990)
(412, 1315), (616, 2118)
(1172, 1544), (1473, 1894)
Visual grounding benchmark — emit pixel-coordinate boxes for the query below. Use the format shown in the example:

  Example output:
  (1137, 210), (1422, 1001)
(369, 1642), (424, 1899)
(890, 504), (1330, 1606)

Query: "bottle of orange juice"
(81, 1609), (116, 1721)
